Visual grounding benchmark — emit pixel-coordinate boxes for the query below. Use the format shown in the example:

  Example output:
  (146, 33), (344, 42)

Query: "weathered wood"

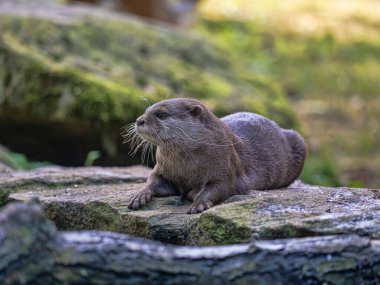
(0, 201), (379, 285)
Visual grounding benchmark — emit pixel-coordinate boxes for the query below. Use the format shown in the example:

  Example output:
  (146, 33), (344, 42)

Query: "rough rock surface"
(1, 200), (379, 285)
(1, 166), (379, 246)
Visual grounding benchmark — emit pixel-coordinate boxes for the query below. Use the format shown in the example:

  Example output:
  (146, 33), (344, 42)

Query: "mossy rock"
(2, 166), (380, 246)
(0, 0), (298, 165)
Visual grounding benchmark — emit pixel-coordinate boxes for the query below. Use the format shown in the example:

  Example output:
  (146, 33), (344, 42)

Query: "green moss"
(259, 224), (320, 240)
(84, 201), (123, 232)
(183, 72), (232, 99)
(44, 201), (123, 232)
(0, 30), (145, 125)
(121, 215), (152, 239)
(195, 202), (254, 245)
(0, 12), (297, 128)
(0, 187), (10, 206)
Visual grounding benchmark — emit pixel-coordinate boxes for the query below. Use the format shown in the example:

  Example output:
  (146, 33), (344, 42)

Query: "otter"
(126, 98), (306, 214)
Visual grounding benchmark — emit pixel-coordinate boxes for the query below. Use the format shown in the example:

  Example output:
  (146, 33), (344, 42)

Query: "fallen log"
(0, 200), (379, 285)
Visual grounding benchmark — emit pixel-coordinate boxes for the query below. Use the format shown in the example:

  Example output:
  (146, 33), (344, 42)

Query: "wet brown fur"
(127, 98), (307, 214)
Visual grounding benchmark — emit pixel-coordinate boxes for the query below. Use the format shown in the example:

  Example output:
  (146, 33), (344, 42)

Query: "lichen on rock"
(2, 166), (380, 246)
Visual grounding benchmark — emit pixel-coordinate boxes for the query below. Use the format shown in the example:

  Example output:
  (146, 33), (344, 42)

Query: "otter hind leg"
(187, 182), (231, 214)
(181, 189), (196, 203)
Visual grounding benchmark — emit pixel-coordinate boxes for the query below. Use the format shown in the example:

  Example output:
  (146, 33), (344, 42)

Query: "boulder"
(1, 166), (380, 246)
(0, 0), (297, 166)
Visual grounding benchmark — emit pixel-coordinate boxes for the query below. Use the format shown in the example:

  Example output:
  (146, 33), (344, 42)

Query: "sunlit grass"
(199, 0), (380, 41)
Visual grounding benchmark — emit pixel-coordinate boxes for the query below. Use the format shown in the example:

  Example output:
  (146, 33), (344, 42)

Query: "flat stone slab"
(1, 166), (379, 245)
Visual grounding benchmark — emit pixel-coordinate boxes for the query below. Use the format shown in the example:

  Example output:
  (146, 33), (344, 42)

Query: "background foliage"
(198, 0), (380, 187)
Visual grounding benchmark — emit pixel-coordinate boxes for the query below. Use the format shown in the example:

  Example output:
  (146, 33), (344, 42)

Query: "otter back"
(222, 112), (306, 189)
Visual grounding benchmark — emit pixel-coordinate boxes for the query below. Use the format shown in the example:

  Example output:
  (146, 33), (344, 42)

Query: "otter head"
(135, 98), (208, 147)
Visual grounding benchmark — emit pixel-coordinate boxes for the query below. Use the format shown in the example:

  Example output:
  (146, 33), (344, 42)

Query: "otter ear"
(188, 104), (203, 117)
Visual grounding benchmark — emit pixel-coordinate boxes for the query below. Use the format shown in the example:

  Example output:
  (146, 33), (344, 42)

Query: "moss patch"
(0, 1), (301, 165)
(194, 201), (254, 245)
(0, 1), (298, 129)
(44, 201), (123, 232)
(0, 187), (10, 206)
(5, 166), (380, 246)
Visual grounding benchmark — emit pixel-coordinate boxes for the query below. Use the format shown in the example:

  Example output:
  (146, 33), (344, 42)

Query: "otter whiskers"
(121, 123), (155, 165)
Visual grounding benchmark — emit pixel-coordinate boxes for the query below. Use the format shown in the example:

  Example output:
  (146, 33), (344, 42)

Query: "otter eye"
(155, 111), (168, 119)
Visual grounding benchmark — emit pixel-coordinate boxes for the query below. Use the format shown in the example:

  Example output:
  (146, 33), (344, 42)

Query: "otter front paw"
(128, 189), (153, 210)
(187, 201), (213, 214)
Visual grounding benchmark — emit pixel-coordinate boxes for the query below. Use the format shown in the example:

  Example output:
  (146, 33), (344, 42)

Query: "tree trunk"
(0, 200), (379, 285)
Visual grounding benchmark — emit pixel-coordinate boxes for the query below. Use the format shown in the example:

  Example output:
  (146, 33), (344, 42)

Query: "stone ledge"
(1, 166), (379, 245)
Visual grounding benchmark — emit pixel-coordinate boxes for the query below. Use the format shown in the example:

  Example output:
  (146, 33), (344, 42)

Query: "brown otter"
(126, 98), (306, 214)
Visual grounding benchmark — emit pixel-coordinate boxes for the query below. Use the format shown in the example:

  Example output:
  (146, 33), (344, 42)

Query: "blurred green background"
(198, 0), (380, 188)
(0, 0), (379, 188)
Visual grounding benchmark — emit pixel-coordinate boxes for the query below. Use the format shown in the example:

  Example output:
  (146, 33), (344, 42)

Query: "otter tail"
(283, 129), (307, 185)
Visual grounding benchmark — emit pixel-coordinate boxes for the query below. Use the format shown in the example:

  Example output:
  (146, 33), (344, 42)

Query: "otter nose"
(136, 117), (145, 126)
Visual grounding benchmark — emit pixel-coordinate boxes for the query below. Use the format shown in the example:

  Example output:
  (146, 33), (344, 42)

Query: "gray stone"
(1, 166), (379, 245)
